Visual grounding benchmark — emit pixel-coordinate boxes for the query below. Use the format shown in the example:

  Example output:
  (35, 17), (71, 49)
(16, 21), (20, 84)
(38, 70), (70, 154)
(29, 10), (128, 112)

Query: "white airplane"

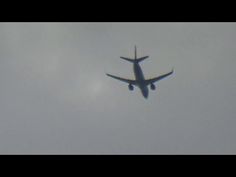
(106, 46), (173, 99)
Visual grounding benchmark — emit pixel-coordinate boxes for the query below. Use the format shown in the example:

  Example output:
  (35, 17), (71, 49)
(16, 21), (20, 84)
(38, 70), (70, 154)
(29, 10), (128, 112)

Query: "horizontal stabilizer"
(120, 57), (135, 63)
(136, 56), (149, 63)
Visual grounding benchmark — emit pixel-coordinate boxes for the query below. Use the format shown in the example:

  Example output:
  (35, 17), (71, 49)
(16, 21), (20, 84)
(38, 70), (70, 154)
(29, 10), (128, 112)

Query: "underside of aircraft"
(106, 46), (173, 98)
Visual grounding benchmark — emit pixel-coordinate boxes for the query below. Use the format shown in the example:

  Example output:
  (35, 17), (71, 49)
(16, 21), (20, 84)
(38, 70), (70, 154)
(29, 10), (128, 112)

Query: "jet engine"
(128, 84), (134, 91)
(150, 83), (156, 90)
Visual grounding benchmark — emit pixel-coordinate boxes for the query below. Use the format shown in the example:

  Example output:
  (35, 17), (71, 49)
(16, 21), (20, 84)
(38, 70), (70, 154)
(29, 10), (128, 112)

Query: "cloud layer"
(0, 23), (235, 154)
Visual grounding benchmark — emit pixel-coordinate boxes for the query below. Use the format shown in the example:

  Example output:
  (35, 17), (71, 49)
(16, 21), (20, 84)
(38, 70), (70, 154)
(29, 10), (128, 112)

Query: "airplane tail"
(120, 45), (149, 63)
(135, 45), (149, 62)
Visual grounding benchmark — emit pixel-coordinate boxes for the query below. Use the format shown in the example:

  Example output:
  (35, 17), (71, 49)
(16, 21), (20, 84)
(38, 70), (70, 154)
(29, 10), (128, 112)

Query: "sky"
(0, 23), (235, 154)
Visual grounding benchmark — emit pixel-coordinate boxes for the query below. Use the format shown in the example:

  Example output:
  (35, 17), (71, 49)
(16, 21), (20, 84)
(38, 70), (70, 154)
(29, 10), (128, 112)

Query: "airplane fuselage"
(133, 62), (149, 98)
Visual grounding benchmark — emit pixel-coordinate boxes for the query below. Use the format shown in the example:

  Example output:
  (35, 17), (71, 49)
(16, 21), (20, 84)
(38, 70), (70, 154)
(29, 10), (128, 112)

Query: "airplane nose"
(144, 94), (148, 99)
(142, 90), (148, 99)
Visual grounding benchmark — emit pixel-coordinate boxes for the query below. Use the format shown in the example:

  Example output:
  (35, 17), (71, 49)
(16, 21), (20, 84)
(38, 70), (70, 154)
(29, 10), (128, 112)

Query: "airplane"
(106, 46), (173, 99)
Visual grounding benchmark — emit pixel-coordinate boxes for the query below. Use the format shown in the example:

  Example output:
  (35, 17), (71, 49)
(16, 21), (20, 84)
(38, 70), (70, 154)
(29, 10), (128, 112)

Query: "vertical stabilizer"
(135, 45), (137, 60)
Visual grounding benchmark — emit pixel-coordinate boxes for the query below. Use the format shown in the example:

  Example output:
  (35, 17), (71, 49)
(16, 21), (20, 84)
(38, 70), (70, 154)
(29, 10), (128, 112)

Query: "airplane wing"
(145, 69), (174, 85)
(106, 73), (137, 85)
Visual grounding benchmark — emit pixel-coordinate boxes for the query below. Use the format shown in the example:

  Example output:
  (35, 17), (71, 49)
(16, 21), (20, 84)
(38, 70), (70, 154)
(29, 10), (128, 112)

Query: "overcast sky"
(0, 23), (235, 154)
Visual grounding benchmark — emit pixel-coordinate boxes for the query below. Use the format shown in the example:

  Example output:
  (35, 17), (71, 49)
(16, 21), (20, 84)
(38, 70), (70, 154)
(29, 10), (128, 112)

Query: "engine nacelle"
(150, 83), (156, 90)
(128, 84), (134, 91)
